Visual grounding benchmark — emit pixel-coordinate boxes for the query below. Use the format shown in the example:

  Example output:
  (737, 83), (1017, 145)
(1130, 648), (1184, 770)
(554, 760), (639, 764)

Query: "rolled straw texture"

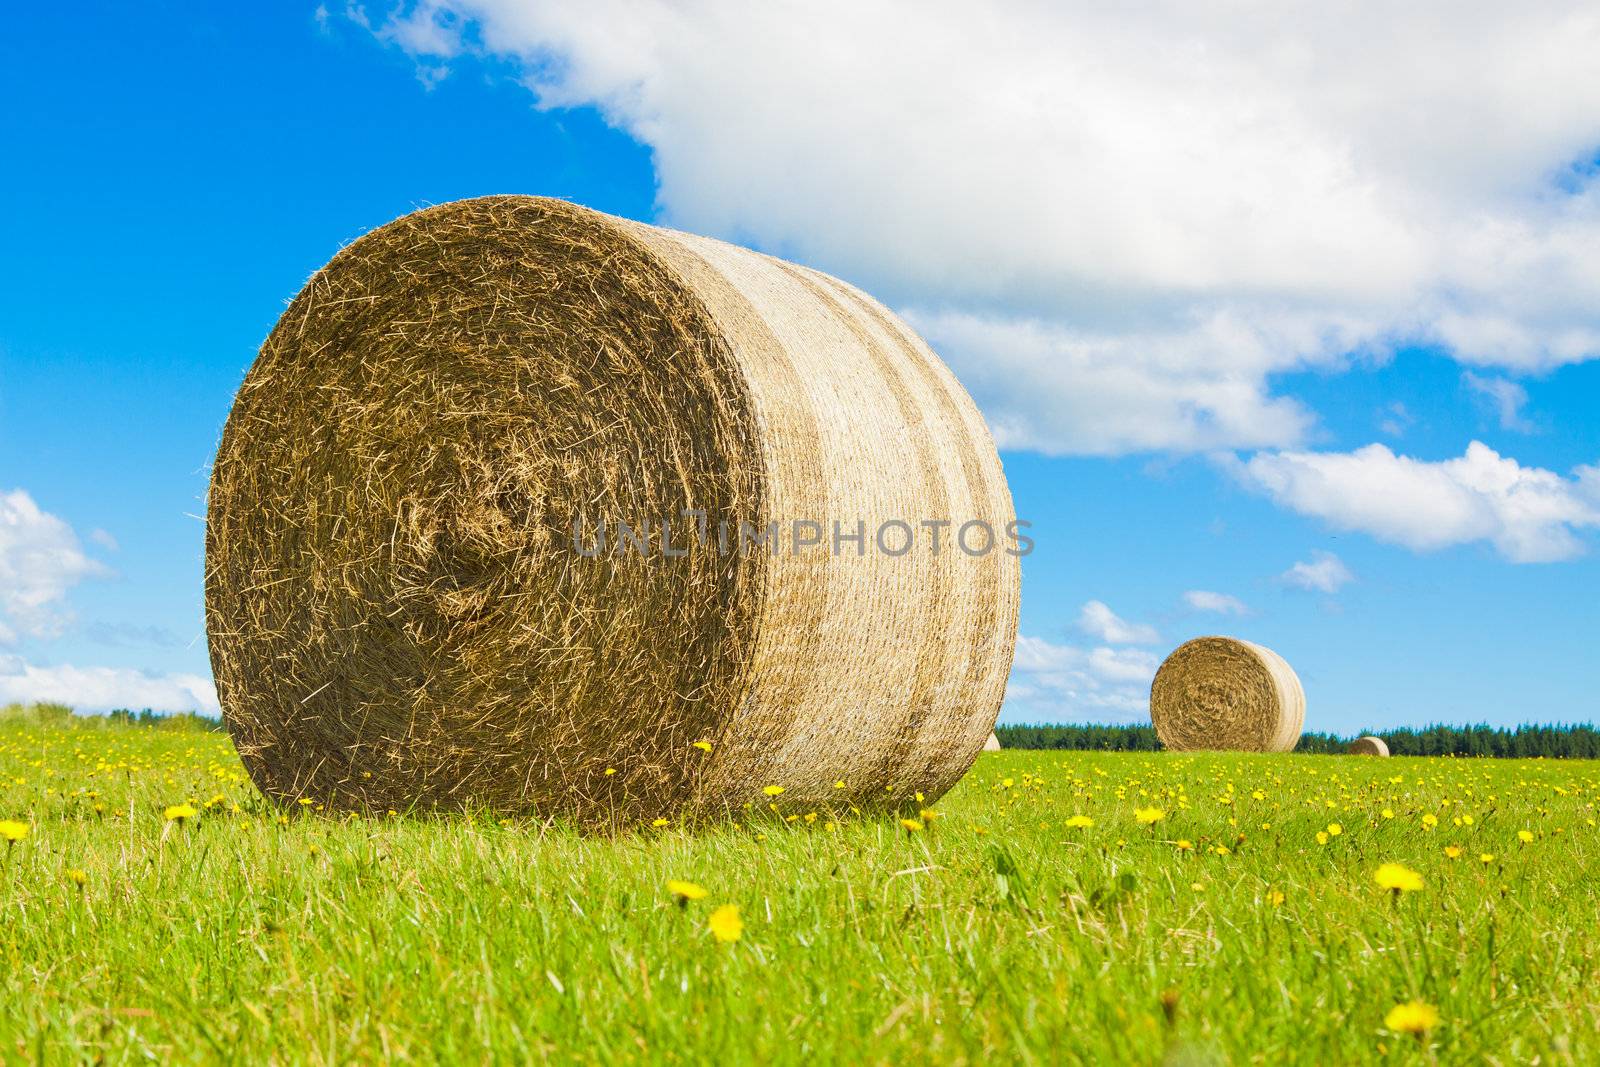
(1348, 735), (1390, 757)
(206, 195), (1019, 823)
(983, 733), (1002, 752)
(1148, 637), (1305, 752)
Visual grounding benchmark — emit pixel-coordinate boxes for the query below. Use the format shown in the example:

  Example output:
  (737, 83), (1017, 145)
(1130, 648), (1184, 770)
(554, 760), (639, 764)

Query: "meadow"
(2, 714), (1597, 1064)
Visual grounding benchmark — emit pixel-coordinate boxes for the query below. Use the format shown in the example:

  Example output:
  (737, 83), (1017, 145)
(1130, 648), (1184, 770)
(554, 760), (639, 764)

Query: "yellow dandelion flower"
(1326, 822), (1342, 837)
(691, 740), (713, 753)
(666, 879), (708, 902)
(708, 904), (743, 943)
(899, 818), (924, 833)
(1316, 831), (1330, 845)
(0, 820), (28, 843)
(833, 780), (846, 789)
(1479, 853), (1495, 865)
(762, 785), (785, 796)
(1443, 845), (1463, 859)
(1266, 889), (1285, 907)
(1461, 814), (1474, 825)
(1175, 838), (1193, 851)
(164, 803), (198, 823)
(1190, 882), (1205, 892)
(1134, 807), (1166, 825)
(651, 817), (670, 828)
(1065, 815), (1094, 829)
(1002, 778), (1015, 789)
(1384, 999), (1440, 1035)
(66, 868), (87, 887)
(1420, 813), (1438, 830)
(1381, 808), (1395, 819)
(1517, 829), (1534, 843)
(1374, 862), (1423, 893)
(919, 808), (940, 822)
(605, 767), (617, 776)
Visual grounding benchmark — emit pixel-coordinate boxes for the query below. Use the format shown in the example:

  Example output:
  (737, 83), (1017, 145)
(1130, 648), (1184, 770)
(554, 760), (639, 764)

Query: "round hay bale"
(983, 732), (1002, 752)
(1148, 637), (1304, 752)
(1348, 735), (1390, 757)
(206, 195), (1020, 823)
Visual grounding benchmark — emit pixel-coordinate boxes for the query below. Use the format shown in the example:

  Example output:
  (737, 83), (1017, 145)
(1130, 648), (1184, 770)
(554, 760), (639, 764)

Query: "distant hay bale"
(984, 733), (1002, 752)
(1349, 735), (1390, 757)
(1148, 637), (1305, 753)
(206, 195), (1020, 824)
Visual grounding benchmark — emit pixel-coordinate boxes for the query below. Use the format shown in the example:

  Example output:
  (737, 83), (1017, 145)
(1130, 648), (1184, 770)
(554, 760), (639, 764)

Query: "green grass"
(2, 720), (1597, 1064)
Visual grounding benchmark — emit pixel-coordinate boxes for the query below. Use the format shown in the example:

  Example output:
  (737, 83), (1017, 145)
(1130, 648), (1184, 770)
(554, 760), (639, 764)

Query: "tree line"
(996, 722), (1600, 759)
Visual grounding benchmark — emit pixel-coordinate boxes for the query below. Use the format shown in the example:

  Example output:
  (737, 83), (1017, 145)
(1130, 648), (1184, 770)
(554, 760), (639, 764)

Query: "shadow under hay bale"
(206, 196), (1020, 825)
(1149, 637), (1304, 753)
(1348, 735), (1390, 756)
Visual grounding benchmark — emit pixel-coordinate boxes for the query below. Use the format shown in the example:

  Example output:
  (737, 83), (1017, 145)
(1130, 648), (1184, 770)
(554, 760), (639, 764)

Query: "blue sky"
(2, 3), (1597, 732)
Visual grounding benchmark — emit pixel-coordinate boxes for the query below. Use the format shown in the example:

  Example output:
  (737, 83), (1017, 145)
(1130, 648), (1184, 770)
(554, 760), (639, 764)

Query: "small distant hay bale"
(1149, 637), (1305, 753)
(206, 195), (1020, 824)
(983, 733), (1002, 752)
(1348, 735), (1390, 757)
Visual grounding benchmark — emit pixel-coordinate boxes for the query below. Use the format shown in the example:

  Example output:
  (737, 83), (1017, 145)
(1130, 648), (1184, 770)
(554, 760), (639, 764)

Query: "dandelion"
(833, 780), (846, 789)
(1421, 813), (1438, 830)
(66, 868), (87, 887)
(651, 818), (670, 828)
(1374, 863), (1423, 894)
(1479, 853), (1495, 865)
(1517, 830), (1534, 843)
(297, 798), (314, 808)
(708, 904), (743, 943)
(1384, 999), (1440, 1036)
(1443, 845), (1463, 859)
(1002, 778), (1015, 789)
(1065, 815), (1093, 829)
(605, 767), (617, 776)
(762, 785), (785, 797)
(1326, 823), (1342, 837)
(1134, 807), (1166, 825)
(1316, 831), (1330, 845)
(919, 808), (940, 822)
(899, 818), (924, 833)
(0, 820), (27, 845)
(691, 740), (713, 753)
(1175, 838), (1193, 851)
(164, 803), (198, 824)
(1213, 844), (1231, 856)
(1190, 882), (1205, 892)
(1461, 814), (1474, 825)
(666, 879), (708, 903)
(1266, 889), (1285, 908)
(1381, 808), (1395, 820)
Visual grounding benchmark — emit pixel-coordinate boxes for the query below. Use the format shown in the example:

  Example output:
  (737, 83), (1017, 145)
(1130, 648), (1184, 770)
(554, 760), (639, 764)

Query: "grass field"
(2, 717), (1597, 1064)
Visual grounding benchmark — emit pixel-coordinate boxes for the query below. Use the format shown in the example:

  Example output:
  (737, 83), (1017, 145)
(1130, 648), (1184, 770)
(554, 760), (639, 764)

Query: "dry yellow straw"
(1148, 637), (1305, 752)
(1348, 735), (1390, 756)
(983, 733), (1002, 752)
(206, 196), (1020, 824)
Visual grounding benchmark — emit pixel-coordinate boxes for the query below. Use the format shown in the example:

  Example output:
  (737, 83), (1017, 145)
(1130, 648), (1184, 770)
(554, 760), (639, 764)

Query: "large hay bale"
(983, 733), (1002, 752)
(1348, 735), (1390, 757)
(206, 195), (1020, 823)
(1148, 637), (1304, 752)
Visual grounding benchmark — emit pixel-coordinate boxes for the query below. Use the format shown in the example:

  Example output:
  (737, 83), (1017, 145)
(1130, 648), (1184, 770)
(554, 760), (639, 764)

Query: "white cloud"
(1006, 634), (1157, 720)
(88, 528), (120, 552)
(1281, 551), (1355, 593)
(360, 1), (1600, 455)
(0, 489), (112, 640)
(1242, 442), (1600, 562)
(0, 655), (219, 715)
(1183, 590), (1249, 615)
(1462, 371), (1535, 432)
(1076, 600), (1159, 644)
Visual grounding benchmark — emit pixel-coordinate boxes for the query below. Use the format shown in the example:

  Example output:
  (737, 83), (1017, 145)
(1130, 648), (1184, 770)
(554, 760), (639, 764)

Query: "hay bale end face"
(1149, 637), (1305, 752)
(1349, 735), (1390, 757)
(983, 733), (1002, 752)
(206, 195), (1020, 823)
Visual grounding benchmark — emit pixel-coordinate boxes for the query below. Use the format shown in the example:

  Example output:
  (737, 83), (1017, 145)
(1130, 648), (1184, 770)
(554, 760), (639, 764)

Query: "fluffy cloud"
(1281, 551), (1355, 594)
(1183, 590), (1249, 615)
(0, 655), (219, 715)
(0, 489), (111, 640)
(1076, 600), (1159, 644)
(1242, 442), (1600, 562)
(361, 1), (1600, 455)
(1006, 634), (1157, 720)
